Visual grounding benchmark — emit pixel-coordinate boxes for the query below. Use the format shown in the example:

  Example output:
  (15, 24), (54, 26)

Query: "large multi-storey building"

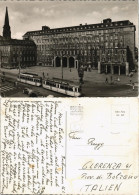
(0, 7), (37, 69)
(23, 18), (136, 75)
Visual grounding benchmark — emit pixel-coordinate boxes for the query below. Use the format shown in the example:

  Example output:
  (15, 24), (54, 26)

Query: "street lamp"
(18, 53), (22, 78)
(61, 50), (64, 80)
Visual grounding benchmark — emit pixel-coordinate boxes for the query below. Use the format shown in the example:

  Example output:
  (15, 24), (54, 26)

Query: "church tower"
(3, 7), (11, 39)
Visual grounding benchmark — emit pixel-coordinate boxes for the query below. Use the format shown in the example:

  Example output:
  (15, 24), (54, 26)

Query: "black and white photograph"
(0, 1), (139, 194)
(0, 0), (138, 97)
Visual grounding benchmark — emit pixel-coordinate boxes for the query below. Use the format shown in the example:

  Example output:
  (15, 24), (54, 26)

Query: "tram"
(42, 78), (82, 97)
(17, 73), (82, 97)
(17, 72), (42, 86)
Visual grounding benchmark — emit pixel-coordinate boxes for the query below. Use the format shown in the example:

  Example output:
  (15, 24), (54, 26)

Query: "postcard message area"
(0, 98), (138, 194)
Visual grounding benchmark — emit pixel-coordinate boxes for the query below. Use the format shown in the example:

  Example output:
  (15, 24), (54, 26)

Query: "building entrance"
(106, 65), (111, 74)
(120, 66), (125, 74)
(62, 57), (67, 67)
(55, 57), (61, 67)
(114, 66), (118, 74)
(69, 57), (74, 68)
(39, 62), (42, 66)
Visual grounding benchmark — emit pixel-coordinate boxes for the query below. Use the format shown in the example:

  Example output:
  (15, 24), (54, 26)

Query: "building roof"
(0, 37), (36, 46)
(23, 19), (135, 37)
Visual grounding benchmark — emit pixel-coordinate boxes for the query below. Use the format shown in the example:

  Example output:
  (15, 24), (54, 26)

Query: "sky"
(0, 0), (138, 45)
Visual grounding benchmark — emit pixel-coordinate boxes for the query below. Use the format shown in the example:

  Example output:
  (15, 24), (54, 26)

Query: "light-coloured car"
(23, 88), (33, 95)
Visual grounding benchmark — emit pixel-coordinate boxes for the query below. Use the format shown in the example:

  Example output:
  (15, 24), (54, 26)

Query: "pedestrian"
(117, 77), (120, 82)
(89, 65), (91, 72)
(132, 83), (135, 90)
(110, 75), (113, 84)
(105, 77), (108, 84)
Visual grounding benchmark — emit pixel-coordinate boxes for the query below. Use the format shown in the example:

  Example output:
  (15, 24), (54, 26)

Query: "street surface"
(0, 66), (138, 97)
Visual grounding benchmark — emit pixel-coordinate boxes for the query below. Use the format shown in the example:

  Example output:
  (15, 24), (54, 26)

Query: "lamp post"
(18, 53), (22, 78)
(61, 50), (64, 80)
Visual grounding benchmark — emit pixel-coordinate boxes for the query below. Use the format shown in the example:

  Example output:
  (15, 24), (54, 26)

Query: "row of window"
(53, 34), (123, 42)
(20, 76), (41, 82)
(30, 28), (130, 43)
(102, 50), (126, 55)
(38, 48), (127, 58)
(35, 34), (124, 45)
(37, 41), (124, 52)
(12, 50), (36, 55)
(28, 25), (128, 37)
(1, 57), (8, 63)
(44, 81), (80, 92)
(12, 46), (34, 50)
(102, 56), (126, 63)
(0, 46), (10, 52)
(12, 56), (35, 62)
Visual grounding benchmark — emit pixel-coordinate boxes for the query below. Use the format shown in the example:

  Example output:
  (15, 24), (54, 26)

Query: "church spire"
(3, 7), (11, 39)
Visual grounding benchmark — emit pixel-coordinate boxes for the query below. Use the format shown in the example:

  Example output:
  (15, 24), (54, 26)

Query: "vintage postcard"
(0, 98), (138, 194)
(0, 0), (138, 97)
(0, 0), (138, 195)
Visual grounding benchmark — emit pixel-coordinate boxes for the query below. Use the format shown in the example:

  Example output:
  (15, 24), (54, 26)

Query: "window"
(52, 83), (56, 87)
(110, 42), (113, 47)
(60, 85), (65, 89)
(101, 36), (104, 41)
(78, 87), (81, 92)
(105, 42), (108, 48)
(68, 87), (73, 91)
(115, 41), (118, 47)
(64, 85), (69, 90)
(115, 34), (118, 39)
(108, 56), (111, 62)
(110, 35), (113, 40)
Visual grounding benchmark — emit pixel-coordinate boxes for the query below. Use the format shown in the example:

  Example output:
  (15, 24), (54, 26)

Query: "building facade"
(23, 18), (136, 75)
(0, 37), (37, 68)
(0, 7), (37, 69)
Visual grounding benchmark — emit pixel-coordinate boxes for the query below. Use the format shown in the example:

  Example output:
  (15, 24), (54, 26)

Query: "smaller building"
(0, 36), (37, 68)
(0, 7), (37, 69)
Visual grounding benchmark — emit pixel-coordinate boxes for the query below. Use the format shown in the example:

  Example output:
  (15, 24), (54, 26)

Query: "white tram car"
(17, 73), (82, 97)
(42, 79), (82, 97)
(17, 73), (42, 86)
